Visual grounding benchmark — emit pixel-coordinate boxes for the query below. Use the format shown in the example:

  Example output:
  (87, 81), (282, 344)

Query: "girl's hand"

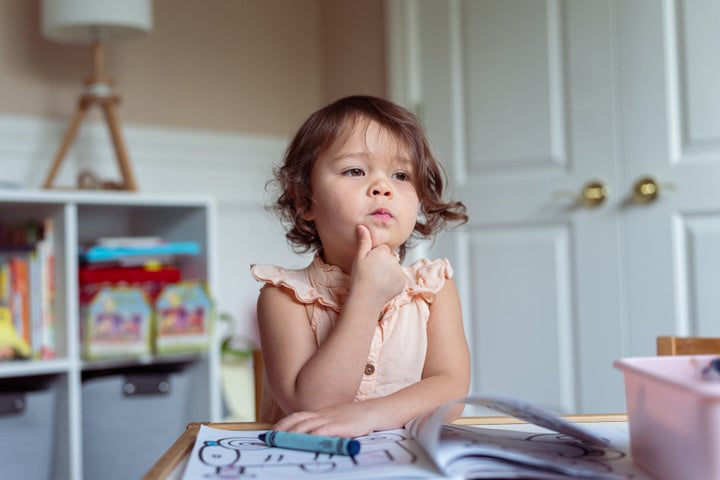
(271, 401), (382, 438)
(350, 224), (406, 309)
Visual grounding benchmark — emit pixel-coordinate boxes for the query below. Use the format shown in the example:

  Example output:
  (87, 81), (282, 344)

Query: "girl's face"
(304, 119), (420, 271)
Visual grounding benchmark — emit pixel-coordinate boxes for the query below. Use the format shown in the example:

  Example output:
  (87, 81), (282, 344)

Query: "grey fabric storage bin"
(82, 368), (190, 480)
(0, 382), (57, 480)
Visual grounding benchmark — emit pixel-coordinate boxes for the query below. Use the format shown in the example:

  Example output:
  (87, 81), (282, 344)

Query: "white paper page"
(180, 425), (447, 480)
(407, 396), (649, 479)
(435, 424), (645, 479)
(457, 422), (652, 479)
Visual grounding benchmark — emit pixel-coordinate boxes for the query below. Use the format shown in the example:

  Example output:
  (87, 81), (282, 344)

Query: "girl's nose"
(370, 180), (393, 197)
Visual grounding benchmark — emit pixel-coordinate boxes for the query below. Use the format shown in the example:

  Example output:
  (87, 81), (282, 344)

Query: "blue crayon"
(258, 430), (361, 456)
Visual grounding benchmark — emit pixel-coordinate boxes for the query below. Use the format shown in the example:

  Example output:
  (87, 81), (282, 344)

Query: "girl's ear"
(299, 202), (315, 221)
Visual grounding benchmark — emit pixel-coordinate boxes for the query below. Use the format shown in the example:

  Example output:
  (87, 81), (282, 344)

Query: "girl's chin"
(371, 240), (400, 252)
(366, 233), (397, 249)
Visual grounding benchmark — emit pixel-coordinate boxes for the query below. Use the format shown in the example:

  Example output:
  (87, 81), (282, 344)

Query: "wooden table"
(144, 413), (628, 479)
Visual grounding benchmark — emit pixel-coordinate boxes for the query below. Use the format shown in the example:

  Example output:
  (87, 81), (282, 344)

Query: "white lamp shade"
(41, 0), (153, 44)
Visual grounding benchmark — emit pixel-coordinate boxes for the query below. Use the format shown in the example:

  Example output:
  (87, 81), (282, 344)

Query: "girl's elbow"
(445, 403), (466, 422)
(453, 380), (470, 403)
(453, 367), (471, 396)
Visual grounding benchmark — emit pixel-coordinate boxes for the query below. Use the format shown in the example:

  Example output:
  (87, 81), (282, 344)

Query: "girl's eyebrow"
(330, 151), (414, 171)
(331, 151), (369, 162)
(394, 155), (414, 171)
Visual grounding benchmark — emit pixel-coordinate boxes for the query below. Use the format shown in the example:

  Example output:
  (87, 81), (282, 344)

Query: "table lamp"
(40, 0), (153, 191)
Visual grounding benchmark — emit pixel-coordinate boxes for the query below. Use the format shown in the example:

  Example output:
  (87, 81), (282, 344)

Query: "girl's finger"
(355, 224), (373, 259)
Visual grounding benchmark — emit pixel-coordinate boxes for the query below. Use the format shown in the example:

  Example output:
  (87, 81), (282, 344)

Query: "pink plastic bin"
(614, 355), (720, 480)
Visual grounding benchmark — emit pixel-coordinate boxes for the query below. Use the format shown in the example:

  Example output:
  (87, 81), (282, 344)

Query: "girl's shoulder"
(250, 263), (314, 301)
(250, 257), (348, 310)
(380, 259), (454, 314)
(250, 263), (309, 283)
(403, 258), (454, 293)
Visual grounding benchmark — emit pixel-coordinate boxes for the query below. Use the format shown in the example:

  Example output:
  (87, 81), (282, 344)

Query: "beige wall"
(0, 0), (386, 136)
(319, 1), (386, 106)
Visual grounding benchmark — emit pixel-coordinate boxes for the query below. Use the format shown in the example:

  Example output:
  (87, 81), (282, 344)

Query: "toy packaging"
(155, 281), (212, 355)
(79, 264), (182, 304)
(83, 287), (152, 360)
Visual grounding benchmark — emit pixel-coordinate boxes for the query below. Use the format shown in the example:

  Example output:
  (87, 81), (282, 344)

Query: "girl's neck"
(319, 248), (354, 276)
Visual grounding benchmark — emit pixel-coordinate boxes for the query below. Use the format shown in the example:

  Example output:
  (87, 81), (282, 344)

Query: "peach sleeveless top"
(251, 253), (453, 423)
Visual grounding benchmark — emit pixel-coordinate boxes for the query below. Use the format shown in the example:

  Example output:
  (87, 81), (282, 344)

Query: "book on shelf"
(80, 236), (200, 266)
(0, 218), (55, 360)
(180, 395), (641, 480)
(8, 255), (30, 354)
(31, 222), (55, 360)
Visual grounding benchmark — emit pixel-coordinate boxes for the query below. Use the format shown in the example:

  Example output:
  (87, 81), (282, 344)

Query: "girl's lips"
(371, 208), (393, 219)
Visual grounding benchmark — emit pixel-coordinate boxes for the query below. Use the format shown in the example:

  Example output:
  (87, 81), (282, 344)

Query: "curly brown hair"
(271, 95), (467, 261)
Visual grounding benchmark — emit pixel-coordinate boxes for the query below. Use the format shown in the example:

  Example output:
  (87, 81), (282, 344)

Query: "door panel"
(469, 225), (575, 411)
(394, 0), (720, 414)
(619, 0), (720, 354)
(681, 0), (720, 144)
(412, 0), (625, 414)
(463, 0), (564, 168)
(684, 215), (720, 334)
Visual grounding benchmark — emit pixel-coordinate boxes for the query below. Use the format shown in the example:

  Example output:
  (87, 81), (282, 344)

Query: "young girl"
(251, 95), (470, 437)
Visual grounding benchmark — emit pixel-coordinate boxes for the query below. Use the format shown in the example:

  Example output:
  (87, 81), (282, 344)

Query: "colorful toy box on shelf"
(154, 281), (212, 355)
(79, 264), (182, 305)
(83, 287), (153, 360)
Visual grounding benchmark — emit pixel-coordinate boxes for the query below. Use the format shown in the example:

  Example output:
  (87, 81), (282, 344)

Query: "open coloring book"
(180, 396), (647, 480)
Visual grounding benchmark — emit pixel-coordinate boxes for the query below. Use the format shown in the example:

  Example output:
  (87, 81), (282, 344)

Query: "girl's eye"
(393, 171), (411, 182)
(342, 168), (365, 177)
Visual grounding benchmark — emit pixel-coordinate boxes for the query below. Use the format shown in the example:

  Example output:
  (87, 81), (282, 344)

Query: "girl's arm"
(257, 279), (384, 414)
(258, 226), (408, 414)
(271, 277), (471, 437)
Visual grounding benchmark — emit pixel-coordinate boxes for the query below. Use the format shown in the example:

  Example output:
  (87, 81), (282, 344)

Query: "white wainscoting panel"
(0, 113), (302, 342)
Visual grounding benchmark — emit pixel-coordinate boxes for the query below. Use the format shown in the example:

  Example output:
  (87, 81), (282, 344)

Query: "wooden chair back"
(657, 336), (720, 356)
(252, 349), (264, 421)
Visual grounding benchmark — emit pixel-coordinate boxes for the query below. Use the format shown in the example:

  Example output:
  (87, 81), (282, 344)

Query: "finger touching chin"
(367, 228), (394, 249)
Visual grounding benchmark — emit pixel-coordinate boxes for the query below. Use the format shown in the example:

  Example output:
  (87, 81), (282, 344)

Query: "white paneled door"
(389, 0), (720, 414)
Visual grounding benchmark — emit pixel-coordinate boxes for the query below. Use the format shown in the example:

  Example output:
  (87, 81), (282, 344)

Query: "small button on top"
(364, 364), (375, 375)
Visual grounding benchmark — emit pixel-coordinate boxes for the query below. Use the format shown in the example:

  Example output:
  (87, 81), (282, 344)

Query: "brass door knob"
(632, 177), (658, 204)
(580, 181), (610, 208)
(632, 176), (674, 204)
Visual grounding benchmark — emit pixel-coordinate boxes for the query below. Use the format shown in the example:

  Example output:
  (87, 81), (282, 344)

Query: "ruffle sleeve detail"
(381, 258), (453, 317)
(250, 257), (349, 312)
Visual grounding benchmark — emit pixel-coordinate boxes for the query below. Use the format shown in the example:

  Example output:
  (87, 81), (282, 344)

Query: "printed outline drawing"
(441, 425), (634, 479)
(192, 431), (419, 479)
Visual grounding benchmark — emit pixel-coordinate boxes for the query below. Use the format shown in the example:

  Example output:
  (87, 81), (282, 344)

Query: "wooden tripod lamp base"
(43, 43), (138, 191)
